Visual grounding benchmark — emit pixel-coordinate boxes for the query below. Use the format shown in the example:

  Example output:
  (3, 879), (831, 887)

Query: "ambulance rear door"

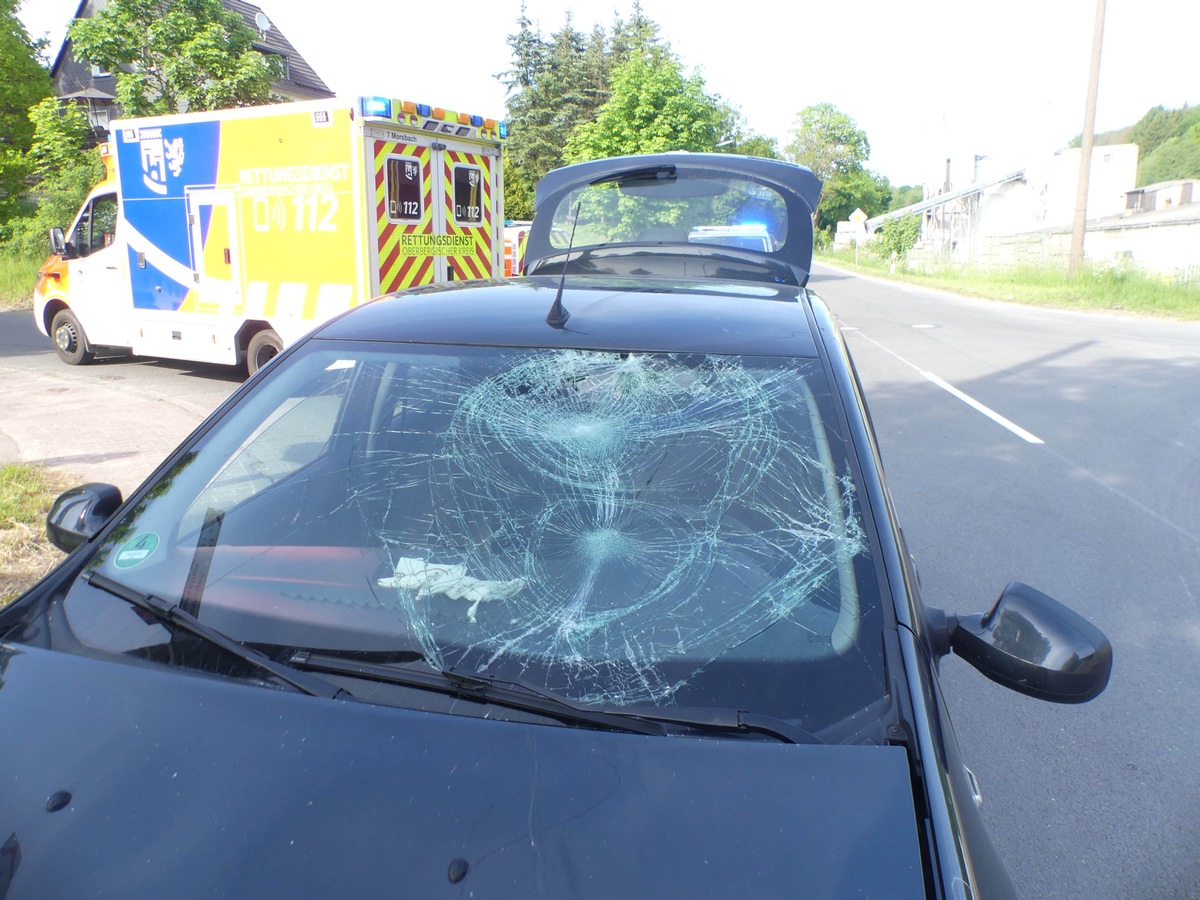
(369, 128), (438, 294)
(439, 139), (501, 283)
(366, 124), (502, 293)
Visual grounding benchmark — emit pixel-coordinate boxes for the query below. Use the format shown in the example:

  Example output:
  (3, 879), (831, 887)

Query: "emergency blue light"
(360, 96), (392, 119)
(498, 122), (508, 139)
(470, 115), (483, 127)
(417, 104), (432, 118)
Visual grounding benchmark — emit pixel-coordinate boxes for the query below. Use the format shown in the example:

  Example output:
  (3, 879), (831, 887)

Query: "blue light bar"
(417, 104), (432, 117)
(470, 115), (483, 127)
(498, 121), (508, 139)
(360, 96), (392, 119)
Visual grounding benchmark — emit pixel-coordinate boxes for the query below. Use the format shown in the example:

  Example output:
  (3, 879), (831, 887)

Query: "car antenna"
(546, 202), (580, 329)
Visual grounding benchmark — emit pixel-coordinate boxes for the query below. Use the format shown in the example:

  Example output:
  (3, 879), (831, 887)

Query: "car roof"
(316, 277), (821, 358)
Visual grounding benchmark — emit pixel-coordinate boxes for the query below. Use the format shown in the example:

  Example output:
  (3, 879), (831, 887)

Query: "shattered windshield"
(69, 342), (885, 728)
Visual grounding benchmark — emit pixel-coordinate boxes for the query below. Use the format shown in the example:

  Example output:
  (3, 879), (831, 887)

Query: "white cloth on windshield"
(379, 557), (525, 622)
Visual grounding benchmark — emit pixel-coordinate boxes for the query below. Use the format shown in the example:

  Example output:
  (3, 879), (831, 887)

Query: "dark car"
(0, 154), (1110, 899)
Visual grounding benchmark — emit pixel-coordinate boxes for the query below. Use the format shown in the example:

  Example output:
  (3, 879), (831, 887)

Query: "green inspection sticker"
(114, 533), (160, 569)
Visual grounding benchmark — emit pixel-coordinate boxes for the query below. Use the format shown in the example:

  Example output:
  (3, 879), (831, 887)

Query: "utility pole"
(1069, 0), (1107, 277)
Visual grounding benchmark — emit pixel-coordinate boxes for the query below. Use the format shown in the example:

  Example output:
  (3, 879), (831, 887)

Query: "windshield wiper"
(287, 651), (664, 737)
(442, 673), (823, 743)
(284, 652), (822, 743)
(84, 571), (351, 701)
(620, 706), (825, 745)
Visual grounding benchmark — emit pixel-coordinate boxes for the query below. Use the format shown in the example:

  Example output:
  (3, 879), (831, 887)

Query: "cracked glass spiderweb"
(373, 350), (867, 706)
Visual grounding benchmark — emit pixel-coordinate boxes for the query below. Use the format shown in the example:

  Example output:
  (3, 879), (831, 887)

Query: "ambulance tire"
(51, 309), (94, 366)
(247, 329), (283, 376)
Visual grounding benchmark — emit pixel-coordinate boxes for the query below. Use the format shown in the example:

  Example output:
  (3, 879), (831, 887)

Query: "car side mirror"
(929, 582), (1112, 704)
(49, 227), (71, 259)
(46, 483), (124, 553)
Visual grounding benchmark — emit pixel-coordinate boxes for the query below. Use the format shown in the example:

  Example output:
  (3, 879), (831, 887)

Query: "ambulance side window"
(91, 195), (118, 252)
(71, 194), (118, 257)
(452, 166), (483, 225)
(386, 158), (423, 222)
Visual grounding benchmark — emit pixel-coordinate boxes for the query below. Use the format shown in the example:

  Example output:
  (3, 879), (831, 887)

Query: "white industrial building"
(847, 145), (1200, 284)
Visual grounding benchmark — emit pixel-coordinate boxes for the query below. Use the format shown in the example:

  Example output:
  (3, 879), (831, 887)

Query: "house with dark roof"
(51, 0), (334, 139)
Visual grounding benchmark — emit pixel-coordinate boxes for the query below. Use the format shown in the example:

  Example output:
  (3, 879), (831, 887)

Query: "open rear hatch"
(524, 153), (822, 286)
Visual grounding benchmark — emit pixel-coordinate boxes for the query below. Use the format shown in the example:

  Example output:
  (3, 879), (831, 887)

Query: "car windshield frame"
(55, 338), (890, 733)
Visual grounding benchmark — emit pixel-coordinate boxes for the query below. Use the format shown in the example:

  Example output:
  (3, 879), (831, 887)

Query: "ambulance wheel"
(247, 329), (283, 376)
(51, 309), (94, 365)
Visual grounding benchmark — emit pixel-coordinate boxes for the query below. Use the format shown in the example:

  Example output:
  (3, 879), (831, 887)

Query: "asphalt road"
(0, 308), (242, 495)
(3, 272), (1199, 898)
(809, 264), (1200, 900)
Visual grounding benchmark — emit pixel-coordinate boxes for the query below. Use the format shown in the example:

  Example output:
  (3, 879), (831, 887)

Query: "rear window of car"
(548, 171), (788, 254)
(71, 343), (885, 732)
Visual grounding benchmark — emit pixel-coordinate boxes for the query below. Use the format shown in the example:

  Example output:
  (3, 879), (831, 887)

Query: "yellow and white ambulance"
(33, 96), (506, 374)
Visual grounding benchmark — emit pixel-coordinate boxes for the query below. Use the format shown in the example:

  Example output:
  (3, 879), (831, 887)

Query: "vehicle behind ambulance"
(33, 96), (506, 375)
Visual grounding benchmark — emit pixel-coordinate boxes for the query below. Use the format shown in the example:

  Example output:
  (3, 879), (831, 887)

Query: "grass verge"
(817, 249), (1200, 321)
(0, 252), (40, 312)
(0, 464), (72, 605)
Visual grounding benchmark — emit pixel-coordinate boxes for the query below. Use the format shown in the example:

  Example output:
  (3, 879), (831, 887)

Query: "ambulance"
(34, 96), (506, 374)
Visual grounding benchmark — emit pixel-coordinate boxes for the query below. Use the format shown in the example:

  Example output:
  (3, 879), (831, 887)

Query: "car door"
(65, 192), (131, 347)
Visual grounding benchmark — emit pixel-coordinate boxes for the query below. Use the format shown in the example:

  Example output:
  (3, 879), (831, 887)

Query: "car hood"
(0, 645), (926, 899)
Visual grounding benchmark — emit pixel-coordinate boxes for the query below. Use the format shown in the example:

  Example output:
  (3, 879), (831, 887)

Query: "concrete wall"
(911, 211), (1200, 285)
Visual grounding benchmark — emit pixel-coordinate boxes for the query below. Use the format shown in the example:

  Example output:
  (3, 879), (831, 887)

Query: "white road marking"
(854, 332), (1045, 445)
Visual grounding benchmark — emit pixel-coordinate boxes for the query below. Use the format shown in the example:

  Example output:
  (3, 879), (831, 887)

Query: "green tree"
(1129, 105), (1182, 159)
(608, 1), (662, 64)
(501, 2), (759, 210)
(783, 103), (870, 183)
(783, 103), (886, 233)
(69, 0), (280, 116)
(501, 10), (617, 214)
(1, 98), (103, 258)
(1137, 125), (1200, 186)
(26, 98), (94, 179)
(563, 46), (721, 162)
(888, 184), (924, 211)
(817, 168), (890, 230)
(714, 102), (778, 159)
(870, 214), (922, 261)
(0, 0), (54, 224)
(1068, 125), (1132, 149)
(503, 166), (536, 222)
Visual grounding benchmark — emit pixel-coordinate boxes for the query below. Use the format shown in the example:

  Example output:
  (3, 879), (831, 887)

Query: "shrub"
(869, 214), (921, 261)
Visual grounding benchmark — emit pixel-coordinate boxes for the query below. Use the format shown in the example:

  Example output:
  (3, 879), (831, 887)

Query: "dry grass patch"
(0, 464), (74, 604)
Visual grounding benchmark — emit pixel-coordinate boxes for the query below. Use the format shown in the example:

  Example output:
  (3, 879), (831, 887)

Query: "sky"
(18, 0), (1200, 187)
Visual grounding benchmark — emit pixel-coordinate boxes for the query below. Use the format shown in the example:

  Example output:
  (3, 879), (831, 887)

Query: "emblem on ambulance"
(140, 130), (186, 195)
